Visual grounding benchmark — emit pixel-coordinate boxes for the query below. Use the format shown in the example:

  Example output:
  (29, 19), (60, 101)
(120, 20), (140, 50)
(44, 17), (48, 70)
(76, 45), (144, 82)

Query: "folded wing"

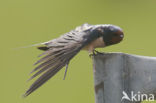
(23, 25), (95, 97)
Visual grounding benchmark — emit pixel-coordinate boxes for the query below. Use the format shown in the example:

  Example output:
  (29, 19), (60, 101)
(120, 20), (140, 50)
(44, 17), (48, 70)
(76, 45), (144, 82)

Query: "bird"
(23, 23), (124, 97)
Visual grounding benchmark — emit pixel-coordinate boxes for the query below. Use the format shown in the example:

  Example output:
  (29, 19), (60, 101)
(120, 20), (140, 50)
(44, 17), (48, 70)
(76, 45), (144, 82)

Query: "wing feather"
(24, 45), (80, 97)
(24, 24), (100, 97)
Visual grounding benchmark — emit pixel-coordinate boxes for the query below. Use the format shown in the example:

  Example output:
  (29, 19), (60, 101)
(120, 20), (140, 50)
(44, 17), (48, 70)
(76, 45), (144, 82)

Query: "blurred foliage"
(0, 0), (156, 103)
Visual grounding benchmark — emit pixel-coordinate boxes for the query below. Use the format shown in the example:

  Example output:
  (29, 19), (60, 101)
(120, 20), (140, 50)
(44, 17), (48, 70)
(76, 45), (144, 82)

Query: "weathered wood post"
(93, 53), (156, 103)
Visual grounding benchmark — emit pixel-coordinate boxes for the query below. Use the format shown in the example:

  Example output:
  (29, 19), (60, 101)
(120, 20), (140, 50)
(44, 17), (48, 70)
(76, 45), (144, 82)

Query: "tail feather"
(37, 46), (49, 51)
(14, 42), (46, 50)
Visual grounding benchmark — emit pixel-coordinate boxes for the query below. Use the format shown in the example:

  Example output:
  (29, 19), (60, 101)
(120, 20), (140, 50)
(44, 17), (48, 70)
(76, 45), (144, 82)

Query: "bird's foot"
(89, 53), (94, 58)
(89, 50), (103, 58)
(94, 50), (104, 55)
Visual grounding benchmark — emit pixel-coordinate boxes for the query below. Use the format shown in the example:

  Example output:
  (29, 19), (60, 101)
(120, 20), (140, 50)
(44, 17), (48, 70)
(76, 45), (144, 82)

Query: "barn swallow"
(23, 23), (124, 97)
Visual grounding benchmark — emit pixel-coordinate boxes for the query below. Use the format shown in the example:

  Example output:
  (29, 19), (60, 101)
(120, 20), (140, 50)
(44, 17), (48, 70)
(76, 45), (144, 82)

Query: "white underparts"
(82, 37), (105, 53)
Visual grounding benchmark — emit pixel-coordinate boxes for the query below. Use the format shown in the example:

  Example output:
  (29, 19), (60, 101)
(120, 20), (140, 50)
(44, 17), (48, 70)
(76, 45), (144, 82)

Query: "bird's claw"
(94, 50), (103, 54)
(89, 54), (94, 58)
(89, 50), (103, 58)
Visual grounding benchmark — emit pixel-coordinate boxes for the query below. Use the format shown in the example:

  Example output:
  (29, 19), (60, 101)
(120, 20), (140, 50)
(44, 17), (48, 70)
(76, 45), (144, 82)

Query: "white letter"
(131, 91), (137, 101)
(148, 94), (155, 101)
(141, 94), (147, 101)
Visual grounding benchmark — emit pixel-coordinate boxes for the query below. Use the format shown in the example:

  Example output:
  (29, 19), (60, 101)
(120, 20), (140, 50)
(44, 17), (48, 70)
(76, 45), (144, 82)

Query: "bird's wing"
(23, 25), (99, 97)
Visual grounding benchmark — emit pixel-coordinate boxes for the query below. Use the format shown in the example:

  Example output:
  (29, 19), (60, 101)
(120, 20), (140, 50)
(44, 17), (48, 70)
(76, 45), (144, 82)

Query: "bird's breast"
(82, 37), (105, 52)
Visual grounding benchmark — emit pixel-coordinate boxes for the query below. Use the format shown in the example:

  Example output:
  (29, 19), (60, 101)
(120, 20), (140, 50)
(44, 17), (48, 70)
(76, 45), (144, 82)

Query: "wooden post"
(93, 53), (156, 103)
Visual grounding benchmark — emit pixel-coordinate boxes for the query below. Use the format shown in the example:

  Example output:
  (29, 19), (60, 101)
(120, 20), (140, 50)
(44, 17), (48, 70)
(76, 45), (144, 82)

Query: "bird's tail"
(13, 40), (51, 50)
(13, 43), (44, 50)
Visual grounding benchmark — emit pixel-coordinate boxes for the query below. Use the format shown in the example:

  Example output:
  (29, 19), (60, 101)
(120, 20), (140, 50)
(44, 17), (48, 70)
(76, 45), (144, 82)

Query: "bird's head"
(95, 25), (124, 46)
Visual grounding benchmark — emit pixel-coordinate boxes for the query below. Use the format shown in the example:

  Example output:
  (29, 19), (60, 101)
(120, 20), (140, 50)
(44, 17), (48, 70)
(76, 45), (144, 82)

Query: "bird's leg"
(89, 49), (96, 58)
(89, 53), (93, 58)
(89, 50), (104, 57)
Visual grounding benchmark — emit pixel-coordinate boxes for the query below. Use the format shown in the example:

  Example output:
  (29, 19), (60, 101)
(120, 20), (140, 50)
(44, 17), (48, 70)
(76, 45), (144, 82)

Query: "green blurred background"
(0, 0), (156, 103)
